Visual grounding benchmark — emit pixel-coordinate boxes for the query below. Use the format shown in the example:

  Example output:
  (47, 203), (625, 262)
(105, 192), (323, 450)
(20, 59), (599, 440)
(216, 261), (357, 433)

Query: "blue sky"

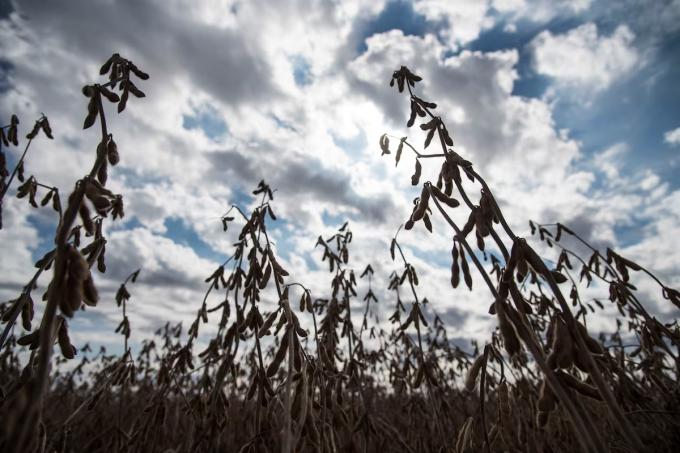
(1, 0), (679, 352)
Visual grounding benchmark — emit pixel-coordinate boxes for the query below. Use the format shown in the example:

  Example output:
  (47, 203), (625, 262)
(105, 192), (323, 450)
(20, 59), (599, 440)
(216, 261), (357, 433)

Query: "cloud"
(593, 143), (628, 181)
(413, 0), (494, 49)
(493, 0), (592, 24)
(664, 127), (680, 146)
(529, 22), (639, 92)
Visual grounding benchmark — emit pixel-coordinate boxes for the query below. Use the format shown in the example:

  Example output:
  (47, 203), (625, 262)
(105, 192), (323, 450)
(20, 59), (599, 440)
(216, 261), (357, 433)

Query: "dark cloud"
(438, 305), (470, 329)
(11, 0), (278, 106)
(206, 146), (397, 224)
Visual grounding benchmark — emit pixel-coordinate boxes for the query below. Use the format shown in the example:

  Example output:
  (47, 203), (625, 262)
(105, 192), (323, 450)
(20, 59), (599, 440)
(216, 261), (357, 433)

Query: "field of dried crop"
(1, 55), (679, 453)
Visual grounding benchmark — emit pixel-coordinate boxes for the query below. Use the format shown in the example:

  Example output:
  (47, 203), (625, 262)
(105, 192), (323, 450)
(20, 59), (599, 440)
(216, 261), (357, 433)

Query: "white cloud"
(530, 23), (639, 92)
(413, 0), (494, 49)
(593, 143), (628, 181)
(493, 0), (592, 24)
(664, 127), (680, 146)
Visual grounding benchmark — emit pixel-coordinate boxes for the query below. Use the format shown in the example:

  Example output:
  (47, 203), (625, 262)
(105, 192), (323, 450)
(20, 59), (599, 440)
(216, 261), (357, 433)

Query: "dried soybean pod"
(17, 330), (40, 349)
(79, 202), (94, 236)
(431, 184), (460, 207)
(576, 321), (604, 354)
(99, 85), (120, 103)
(292, 313), (307, 337)
(258, 310), (278, 338)
(40, 189), (54, 207)
(107, 138), (120, 165)
(57, 317), (76, 359)
(465, 354), (485, 391)
(411, 159), (422, 185)
(496, 300), (520, 357)
(293, 334), (302, 371)
(259, 264), (272, 290)
(67, 244), (90, 283)
(411, 185), (430, 222)
(552, 317), (574, 369)
(83, 95), (99, 129)
(99, 53), (118, 75)
(83, 275), (100, 307)
(266, 328), (290, 377)
(557, 371), (601, 400)
(20, 295), (34, 331)
(459, 244), (472, 290)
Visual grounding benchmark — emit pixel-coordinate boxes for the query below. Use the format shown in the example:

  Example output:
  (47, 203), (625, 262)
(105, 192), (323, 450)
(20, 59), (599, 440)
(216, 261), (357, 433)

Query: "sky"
(1, 0), (679, 354)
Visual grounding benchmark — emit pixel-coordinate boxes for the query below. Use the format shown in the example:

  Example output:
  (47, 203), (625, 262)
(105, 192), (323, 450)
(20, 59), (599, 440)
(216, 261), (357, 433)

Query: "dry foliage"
(0, 58), (679, 453)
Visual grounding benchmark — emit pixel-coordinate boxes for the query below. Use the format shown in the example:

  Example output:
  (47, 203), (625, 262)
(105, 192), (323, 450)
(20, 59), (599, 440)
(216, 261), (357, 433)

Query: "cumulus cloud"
(664, 127), (680, 146)
(529, 22), (639, 92)
(493, 0), (592, 24)
(413, 0), (494, 48)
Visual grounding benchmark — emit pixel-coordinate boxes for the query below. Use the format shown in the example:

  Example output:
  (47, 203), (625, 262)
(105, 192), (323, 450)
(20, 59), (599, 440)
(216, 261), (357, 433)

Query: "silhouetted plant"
(0, 57), (678, 453)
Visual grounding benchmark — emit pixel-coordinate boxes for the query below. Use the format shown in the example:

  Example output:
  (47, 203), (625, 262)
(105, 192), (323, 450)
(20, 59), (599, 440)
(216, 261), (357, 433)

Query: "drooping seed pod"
(118, 88), (129, 113)
(411, 185), (430, 222)
(82, 276), (98, 306)
(20, 294), (34, 331)
(258, 310), (278, 338)
(99, 85), (120, 103)
(2, 298), (20, 324)
(17, 330), (40, 349)
(459, 244), (472, 290)
(575, 321), (604, 354)
(107, 138), (120, 165)
(127, 81), (146, 98)
(40, 189), (54, 207)
(496, 300), (521, 357)
(293, 334), (302, 371)
(99, 53), (118, 75)
(130, 64), (149, 80)
(97, 243), (106, 273)
(431, 184), (460, 207)
(62, 277), (84, 317)
(411, 159), (422, 185)
(548, 317), (574, 369)
(556, 370), (601, 400)
(57, 317), (76, 359)
(79, 202), (94, 236)
(266, 329), (290, 377)
(40, 117), (53, 139)
(26, 122), (41, 140)
(464, 354), (485, 391)
(66, 244), (90, 283)
(83, 95), (99, 129)
(292, 313), (307, 337)
(450, 246), (460, 289)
